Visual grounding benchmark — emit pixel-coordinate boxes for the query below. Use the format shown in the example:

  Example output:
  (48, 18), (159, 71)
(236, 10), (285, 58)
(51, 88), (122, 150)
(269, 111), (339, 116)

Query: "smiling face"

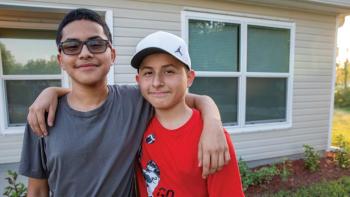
(57, 20), (116, 87)
(136, 53), (195, 111)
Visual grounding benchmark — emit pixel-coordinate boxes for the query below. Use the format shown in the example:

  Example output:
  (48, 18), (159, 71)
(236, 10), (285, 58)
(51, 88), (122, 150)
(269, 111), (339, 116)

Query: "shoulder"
(109, 84), (141, 97)
(191, 108), (203, 124)
(109, 85), (152, 110)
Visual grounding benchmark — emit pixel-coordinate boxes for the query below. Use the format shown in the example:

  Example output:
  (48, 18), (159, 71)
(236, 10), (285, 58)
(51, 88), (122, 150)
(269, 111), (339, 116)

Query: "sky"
(337, 15), (350, 64)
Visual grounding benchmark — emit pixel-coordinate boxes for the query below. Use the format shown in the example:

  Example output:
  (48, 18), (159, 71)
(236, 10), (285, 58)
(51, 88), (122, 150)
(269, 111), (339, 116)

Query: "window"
(183, 11), (294, 132)
(0, 28), (62, 132)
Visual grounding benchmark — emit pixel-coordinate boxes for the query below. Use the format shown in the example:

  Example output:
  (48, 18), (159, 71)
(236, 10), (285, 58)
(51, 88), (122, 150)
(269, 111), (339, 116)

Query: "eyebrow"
(140, 64), (176, 70)
(63, 36), (104, 42)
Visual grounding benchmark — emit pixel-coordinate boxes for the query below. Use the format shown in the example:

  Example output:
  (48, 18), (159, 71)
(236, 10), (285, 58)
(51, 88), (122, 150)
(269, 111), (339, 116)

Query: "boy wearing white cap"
(133, 31), (244, 196)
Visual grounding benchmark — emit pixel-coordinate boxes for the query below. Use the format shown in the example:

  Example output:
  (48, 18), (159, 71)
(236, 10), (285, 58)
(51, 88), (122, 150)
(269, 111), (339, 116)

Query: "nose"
(152, 73), (164, 88)
(78, 44), (93, 59)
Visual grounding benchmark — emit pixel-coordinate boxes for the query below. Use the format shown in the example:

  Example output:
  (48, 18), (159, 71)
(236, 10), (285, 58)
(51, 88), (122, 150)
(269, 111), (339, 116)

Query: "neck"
(67, 81), (109, 112)
(155, 101), (192, 130)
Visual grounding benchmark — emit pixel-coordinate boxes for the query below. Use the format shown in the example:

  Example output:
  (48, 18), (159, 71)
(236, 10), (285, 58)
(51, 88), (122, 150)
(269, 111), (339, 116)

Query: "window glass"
(190, 77), (238, 125)
(189, 19), (240, 72)
(246, 78), (287, 123)
(0, 28), (60, 75)
(5, 80), (61, 126)
(247, 26), (290, 73)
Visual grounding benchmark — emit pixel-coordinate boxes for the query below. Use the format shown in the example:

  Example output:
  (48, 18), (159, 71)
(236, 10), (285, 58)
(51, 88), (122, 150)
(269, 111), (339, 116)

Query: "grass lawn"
(332, 107), (350, 146)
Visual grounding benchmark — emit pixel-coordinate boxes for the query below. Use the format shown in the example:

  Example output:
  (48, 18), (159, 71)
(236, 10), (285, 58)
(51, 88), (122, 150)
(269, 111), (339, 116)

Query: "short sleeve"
(19, 124), (48, 179)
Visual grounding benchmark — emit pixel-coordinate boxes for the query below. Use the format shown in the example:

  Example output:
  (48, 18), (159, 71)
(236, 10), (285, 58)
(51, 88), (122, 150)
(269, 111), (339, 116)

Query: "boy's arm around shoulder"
(27, 87), (71, 136)
(27, 178), (49, 197)
(207, 132), (245, 197)
(185, 93), (230, 178)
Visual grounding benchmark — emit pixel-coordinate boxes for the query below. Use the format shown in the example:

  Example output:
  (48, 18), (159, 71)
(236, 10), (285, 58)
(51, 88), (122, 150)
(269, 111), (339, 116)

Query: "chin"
(149, 102), (171, 110)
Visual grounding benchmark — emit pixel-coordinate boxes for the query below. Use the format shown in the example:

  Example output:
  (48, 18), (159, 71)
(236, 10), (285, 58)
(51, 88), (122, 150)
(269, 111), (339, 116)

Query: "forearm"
(28, 87), (70, 135)
(27, 178), (49, 197)
(27, 189), (49, 197)
(186, 93), (229, 178)
(45, 87), (71, 97)
(185, 93), (221, 122)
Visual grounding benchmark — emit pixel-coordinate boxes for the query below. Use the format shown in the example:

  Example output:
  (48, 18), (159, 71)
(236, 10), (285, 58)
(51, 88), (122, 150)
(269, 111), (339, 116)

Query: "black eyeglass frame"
(58, 39), (112, 55)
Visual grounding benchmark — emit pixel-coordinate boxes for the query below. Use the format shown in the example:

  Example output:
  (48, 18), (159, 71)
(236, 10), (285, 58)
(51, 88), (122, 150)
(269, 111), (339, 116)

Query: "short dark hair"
(56, 8), (112, 46)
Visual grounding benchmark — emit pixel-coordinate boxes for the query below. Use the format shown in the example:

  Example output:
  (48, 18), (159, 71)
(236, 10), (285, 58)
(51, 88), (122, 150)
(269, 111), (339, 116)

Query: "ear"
(57, 53), (66, 71)
(110, 47), (117, 64)
(135, 74), (140, 85)
(186, 70), (195, 88)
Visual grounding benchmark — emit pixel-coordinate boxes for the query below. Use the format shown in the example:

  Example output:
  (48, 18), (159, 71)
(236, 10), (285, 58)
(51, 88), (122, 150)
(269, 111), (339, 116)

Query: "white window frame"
(0, 3), (114, 135)
(182, 11), (295, 134)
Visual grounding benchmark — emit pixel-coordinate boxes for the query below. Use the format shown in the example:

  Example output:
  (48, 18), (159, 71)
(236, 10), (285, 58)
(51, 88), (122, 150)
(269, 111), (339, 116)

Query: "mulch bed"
(245, 152), (350, 196)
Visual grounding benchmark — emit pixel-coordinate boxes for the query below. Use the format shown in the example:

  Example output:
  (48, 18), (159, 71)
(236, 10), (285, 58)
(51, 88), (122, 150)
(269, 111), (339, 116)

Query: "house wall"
(0, 0), (336, 165)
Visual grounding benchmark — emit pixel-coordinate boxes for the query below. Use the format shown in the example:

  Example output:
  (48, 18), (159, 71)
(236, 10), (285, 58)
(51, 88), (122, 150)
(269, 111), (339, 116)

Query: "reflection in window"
(189, 19), (240, 72)
(0, 28), (61, 127)
(190, 77), (238, 125)
(246, 78), (287, 124)
(5, 80), (61, 126)
(0, 28), (60, 75)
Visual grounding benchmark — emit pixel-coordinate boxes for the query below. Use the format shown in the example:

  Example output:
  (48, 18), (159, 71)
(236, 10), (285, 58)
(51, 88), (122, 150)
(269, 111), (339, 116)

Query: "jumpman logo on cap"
(175, 46), (183, 56)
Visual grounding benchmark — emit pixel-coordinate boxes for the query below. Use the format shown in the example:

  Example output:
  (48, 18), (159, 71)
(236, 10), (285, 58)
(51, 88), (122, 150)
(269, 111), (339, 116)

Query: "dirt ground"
(245, 153), (350, 196)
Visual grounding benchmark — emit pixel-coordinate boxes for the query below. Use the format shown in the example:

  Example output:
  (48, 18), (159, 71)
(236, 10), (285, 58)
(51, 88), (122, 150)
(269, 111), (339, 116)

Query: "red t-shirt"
(136, 109), (245, 197)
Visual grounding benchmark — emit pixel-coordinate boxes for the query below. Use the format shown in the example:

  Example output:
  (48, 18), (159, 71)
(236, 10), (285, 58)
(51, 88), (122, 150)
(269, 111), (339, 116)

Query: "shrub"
(279, 158), (292, 182)
(303, 144), (320, 172)
(238, 158), (279, 191)
(334, 135), (350, 169)
(238, 158), (254, 191)
(334, 88), (350, 108)
(252, 165), (279, 185)
(3, 170), (27, 197)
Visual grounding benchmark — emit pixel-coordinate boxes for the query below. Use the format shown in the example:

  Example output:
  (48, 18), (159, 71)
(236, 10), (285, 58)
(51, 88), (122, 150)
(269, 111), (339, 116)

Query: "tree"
(344, 59), (349, 89)
(0, 42), (60, 75)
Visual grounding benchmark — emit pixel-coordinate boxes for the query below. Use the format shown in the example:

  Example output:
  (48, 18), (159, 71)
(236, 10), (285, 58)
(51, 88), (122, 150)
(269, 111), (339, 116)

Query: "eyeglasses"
(59, 39), (111, 55)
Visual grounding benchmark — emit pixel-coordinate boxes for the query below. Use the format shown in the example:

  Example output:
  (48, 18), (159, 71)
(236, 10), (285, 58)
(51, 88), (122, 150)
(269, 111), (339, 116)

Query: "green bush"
(238, 158), (253, 191)
(279, 158), (292, 182)
(3, 170), (27, 197)
(334, 88), (350, 108)
(270, 176), (350, 197)
(238, 158), (280, 191)
(303, 144), (320, 172)
(334, 135), (350, 169)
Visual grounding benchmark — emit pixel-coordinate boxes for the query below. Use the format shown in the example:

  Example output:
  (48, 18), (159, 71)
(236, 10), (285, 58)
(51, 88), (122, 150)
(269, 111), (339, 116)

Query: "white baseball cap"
(131, 31), (191, 69)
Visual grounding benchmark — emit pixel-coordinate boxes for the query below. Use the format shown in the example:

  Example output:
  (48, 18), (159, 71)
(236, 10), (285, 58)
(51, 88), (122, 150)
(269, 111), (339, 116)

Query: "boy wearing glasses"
(19, 8), (229, 197)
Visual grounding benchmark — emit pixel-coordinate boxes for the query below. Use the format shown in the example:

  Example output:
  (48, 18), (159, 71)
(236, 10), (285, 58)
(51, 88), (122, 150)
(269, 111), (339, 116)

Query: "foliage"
(3, 170), (27, 197)
(238, 158), (252, 191)
(334, 88), (350, 108)
(0, 41), (60, 75)
(269, 176), (350, 197)
(253, 165), (279, 185)
(336, 61), (350, 89)
(279, 158), (292, 182)
(303, 144), (320, 172)
(334, 134), (350, 169)
(238, 158), (280, 191)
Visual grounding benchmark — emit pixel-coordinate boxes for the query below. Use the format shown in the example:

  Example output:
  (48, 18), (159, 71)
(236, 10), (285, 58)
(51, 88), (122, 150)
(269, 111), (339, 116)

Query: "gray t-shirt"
(19, 85), (153, 197)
